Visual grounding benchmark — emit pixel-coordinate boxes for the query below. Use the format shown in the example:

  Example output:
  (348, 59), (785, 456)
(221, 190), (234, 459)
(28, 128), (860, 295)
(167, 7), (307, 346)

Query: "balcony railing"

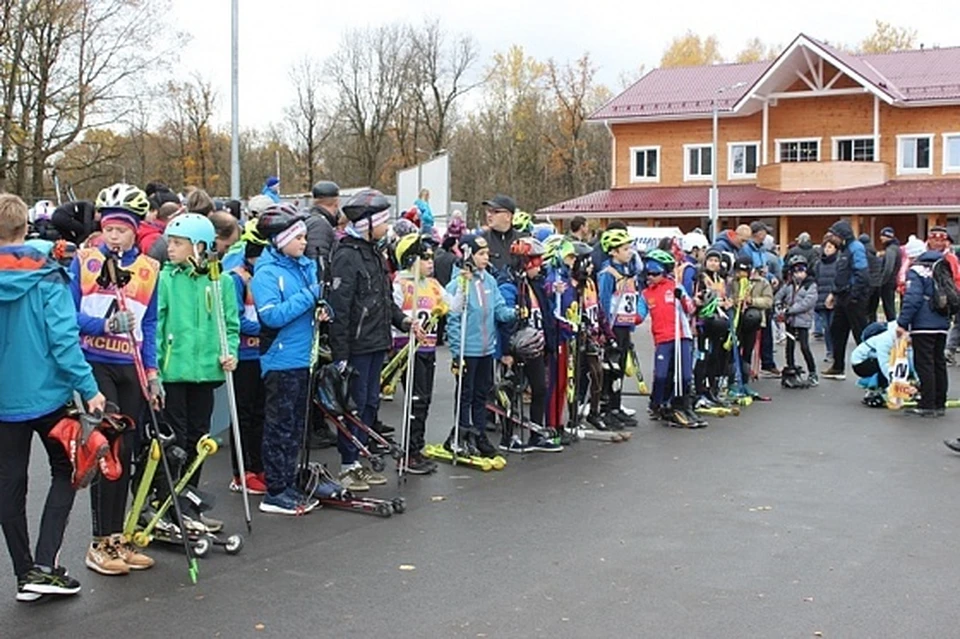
(756, 161), (889, 192)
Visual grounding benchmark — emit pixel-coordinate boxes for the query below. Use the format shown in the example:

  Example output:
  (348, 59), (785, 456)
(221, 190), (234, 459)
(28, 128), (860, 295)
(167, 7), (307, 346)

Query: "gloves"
(451, 360), (463, 377)
(148, 378), (165, 406)
(106, 310), (136, 335)
(674, 287), (684, 299)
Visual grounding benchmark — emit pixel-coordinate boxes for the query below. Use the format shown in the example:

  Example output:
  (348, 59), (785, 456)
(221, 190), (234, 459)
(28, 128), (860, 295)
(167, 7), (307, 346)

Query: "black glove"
(674, 287), (684, 299)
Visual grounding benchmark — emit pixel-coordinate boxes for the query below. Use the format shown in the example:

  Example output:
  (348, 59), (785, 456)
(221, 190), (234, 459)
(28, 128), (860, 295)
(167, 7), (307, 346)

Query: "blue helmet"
(164, 213), (215, 248)
(644, 258), (667, 275)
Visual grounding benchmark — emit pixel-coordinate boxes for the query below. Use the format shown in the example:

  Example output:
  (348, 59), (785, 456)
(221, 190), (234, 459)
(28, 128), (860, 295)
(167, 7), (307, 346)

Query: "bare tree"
(285, 56), (335, 190)
(325, 24), (412, 189)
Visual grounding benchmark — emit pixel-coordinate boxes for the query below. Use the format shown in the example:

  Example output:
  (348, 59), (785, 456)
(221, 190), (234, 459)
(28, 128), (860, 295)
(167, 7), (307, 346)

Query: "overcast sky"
(169, 0), (960, 129)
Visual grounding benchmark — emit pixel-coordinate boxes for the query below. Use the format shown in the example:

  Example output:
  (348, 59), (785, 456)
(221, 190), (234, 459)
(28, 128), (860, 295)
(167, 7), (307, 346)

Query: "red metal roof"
(592, 36), (960, 121)
(537, 180), (960, 217)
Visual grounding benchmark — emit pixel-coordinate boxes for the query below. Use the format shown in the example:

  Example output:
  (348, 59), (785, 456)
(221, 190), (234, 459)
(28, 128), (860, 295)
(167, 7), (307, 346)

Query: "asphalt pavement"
(4, 329), (960, 638)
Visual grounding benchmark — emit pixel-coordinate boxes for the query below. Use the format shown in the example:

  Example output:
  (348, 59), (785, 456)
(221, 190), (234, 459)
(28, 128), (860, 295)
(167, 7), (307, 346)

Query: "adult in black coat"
(877, 227), (901, 321)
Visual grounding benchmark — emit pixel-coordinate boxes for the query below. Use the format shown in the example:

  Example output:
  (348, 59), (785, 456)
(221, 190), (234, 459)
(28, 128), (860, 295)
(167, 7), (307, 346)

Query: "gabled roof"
(536, 180), (960, 218)
(591, 34), (960, 122)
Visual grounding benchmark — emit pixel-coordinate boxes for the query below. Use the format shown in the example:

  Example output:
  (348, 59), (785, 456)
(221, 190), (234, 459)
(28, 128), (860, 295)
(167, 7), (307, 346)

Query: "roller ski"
(659, 405), (708, 429)
(694, 396), (740, 417)
(486, 402), (565, 453)
(578, 416), (630, 442)
(423, 430), (506, 471)
(902, 399), (960, 410)
(302, 463), (406, 517)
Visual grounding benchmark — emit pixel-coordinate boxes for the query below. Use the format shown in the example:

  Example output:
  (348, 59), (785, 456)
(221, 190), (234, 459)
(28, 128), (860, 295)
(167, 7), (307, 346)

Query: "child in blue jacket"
(445, 234), (515, 457)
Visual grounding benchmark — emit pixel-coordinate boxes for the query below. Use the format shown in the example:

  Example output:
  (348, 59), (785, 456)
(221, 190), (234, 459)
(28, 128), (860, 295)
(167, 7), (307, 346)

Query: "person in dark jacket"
(51, 200), (98, 246)
(328, 190), (416, 488)
(822, 220), (870, 379)
(813, 237), (839, 359)
(785, 232), (818, 276)
(859, 233), (883, 323)
(708, 225), (750, 275)
(897, 249), (950, 417)
(304, 181), (340, 266)
(480, 194), (527, 276)
(433, 236), (459, 345)
(878, 227), (901, 321)
(592, 220), (627, 276)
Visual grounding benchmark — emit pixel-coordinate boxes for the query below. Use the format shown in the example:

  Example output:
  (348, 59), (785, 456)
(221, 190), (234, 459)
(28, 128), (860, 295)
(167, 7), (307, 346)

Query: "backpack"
(930, 258), (960, 316)
(866, 249), (882, 289)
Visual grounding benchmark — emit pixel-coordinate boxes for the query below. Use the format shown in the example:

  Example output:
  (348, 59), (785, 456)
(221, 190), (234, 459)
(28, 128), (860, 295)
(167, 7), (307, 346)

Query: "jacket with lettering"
(392, 270), (455, 353)
(597, 259), (641, 330)
(637, 276), (695, 345)
(1, 245), (99, 421)
(69, 245), (159, 374)
(156, 260), (239, 383)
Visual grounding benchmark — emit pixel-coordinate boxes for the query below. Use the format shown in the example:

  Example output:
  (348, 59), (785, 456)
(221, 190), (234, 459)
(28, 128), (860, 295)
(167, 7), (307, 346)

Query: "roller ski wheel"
(376, 502), (393, 518)
(490, 456), (507, 471)
(369, 456), (386, 473)
(223, 534), (244, 555)
(192, 536), (211, 558)
(727, 395), (754, 407)
(391, 497), (406, 514)
(579, 428), (626, 442)
(423, 444), (494, 471)
(131, 531), (151, 548)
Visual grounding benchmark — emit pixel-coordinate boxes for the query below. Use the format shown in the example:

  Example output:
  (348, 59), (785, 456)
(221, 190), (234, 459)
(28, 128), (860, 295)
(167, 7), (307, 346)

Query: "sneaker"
(903, 407), (937, 418)
(499, 436), (528, 454)
(619, 404), (637, 417)
(198, 514), (223, 533)
(609, 409), (638, 427)
(85, 538), (130, 575)
(760, 367), (781, 378)
(821, 368), (847, 380)
(808, 373), (819, 387)
(944, 438), (960, 453)
(645, 407), (661, 422)
(372, 420), (395, 436)
(354, 464), (387, 486)
(935, 408), (947, 417)
(526, 435), (563, 452)
(230, 472), (267, 496)
(379, 392), (394, 401)
(18, 566), (80, 599)
(473, 432), (499, 458)
(946, 351), (957, 366)
(585, 414), (610, 431)
(110, 535), (154, 570)
(338, 468), (370, 492)
(259, 487), (320, 515)
(404, 454), (435, 475)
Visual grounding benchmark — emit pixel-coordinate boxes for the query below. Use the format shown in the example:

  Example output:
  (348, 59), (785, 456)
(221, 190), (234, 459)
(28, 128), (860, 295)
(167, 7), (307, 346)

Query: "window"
(776, 138), (820, 163)
(683, 144), (712, 181)
(897, 134), (933, 174)
(630, 146), (660, 183)
(943, 133), (960, 174)
(728, 142), (760, 179)
(833, 136), (876, 162)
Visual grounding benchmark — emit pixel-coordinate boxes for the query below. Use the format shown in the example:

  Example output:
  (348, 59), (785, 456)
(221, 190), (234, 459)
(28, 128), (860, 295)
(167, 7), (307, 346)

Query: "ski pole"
(101, 255), (199, 583)
(451, 267), (471, 463)
(208, 253), (252, 534)
(399, 256), (420, 483)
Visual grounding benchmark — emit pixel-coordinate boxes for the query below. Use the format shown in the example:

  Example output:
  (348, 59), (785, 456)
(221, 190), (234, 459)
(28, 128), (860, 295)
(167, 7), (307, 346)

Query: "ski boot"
(679, 397), (708, 428)
(862, 390), (886, 408)
(781, 367), (811, 389)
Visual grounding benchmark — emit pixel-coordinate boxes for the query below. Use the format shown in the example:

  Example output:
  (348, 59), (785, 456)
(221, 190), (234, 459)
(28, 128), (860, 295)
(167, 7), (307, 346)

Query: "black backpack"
(929, 258), (960, 316)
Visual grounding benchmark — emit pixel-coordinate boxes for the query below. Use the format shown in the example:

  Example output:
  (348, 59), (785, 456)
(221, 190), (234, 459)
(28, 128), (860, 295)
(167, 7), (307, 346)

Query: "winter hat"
(273, 219), (307, 250)
(393, 218), (419, 238)
(265, 176), (280, 189)
(880, 227), (896, 239)
(100, 209), (141, 231)
(904, 235), (926, 259)
(247, 195), (274, 217)
(351, 209), (391, 233)
(928, 225), (951, 242)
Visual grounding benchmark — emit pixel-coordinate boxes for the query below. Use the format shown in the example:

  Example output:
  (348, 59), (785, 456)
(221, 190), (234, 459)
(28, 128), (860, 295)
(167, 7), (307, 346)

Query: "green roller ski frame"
(696, 405), (741, 417)
(423, 444), (506, 471)
(902, 399), (960, 409)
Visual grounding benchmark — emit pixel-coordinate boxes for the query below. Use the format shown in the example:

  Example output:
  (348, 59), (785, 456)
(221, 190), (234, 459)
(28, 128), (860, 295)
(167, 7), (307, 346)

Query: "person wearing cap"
(480, 194), (527, 275)
(877, 227), (902, 322)
(328, 190), (417, 490)
(708, 224), (748, 276)
(305, 181), (340, 264)
(785, 231), (818, 276)
(261, 175), (281, 204)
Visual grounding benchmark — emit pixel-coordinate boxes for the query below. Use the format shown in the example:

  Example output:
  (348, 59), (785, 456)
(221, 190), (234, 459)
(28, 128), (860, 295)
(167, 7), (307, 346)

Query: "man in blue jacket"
(0, 193), (105, 601)
(897, 249), (950, 417)
(822, 220), (870, 380)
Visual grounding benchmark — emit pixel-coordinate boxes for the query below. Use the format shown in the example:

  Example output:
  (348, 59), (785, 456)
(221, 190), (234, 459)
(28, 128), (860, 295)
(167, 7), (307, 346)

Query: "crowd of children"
(2, 178), (960, 603)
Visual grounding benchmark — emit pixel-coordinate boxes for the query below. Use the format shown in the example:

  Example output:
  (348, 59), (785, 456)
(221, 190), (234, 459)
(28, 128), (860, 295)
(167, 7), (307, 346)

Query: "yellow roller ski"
(423, 444), (506, 471)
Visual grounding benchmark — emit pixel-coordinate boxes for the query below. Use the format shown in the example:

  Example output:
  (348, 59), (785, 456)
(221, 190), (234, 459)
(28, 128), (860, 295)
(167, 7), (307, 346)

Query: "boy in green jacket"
(156, 214), (239, 530)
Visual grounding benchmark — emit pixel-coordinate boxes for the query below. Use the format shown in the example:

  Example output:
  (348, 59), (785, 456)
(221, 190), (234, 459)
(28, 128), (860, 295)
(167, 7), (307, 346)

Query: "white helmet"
(28, 200), (55, 223)
(681, 231), (709, 253)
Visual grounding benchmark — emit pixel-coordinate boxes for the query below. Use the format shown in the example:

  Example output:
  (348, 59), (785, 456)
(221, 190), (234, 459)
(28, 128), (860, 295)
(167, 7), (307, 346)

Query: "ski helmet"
(459, 234), (488, 264)
(29, 200), (55, 222)
(681, 231), (709, 254)
(739, 307), (763, 332)
(735, 256), (754, 273)
(256, 203), (307, 241)
(95, 183), (150, 217)
(341, 189), (390, 223)
(544, 236), (576, 265)
(164, 213), (215, 248)
(601, 228), (632, 253)
(787, 254), (808, 270)
(644, 248), (675, 275)
(509, 326), (545, 360)
(241, 219), (268, 246)
(701, 312), (729, 339)
(395, 233), (435, 269)
(532, 223), (554, 243)
(571, 241), (594, 280)
(510, 236), (546, 257)
(513, 210), (534, 233)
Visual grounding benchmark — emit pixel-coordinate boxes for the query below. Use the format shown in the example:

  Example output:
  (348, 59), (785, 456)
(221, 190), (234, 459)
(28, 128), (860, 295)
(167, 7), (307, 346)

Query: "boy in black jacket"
(328, 190), (418, 491)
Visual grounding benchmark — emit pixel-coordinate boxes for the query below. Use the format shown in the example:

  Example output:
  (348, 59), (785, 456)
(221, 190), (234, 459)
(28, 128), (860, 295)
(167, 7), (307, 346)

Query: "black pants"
(785, 326), (816, 373)
(852, 359), (888, 389)
(912, 333), (948, 410)
(602, 327), (631, 411)
(163, 382), (218, 487)
(696, 331), (728, 395)
(524, 354), (547, 428)
(0, 409), (74, 577)
(409, 351), (436, 452)
(737, 327), (759, 383)
(90, 362), (142, 537)
(867, 289), (881, 324)
(879, 284), (897, 321)
(830, 300), (869, 373)
(230, 359), (265, 477)
(761, 315), (776, 369)
(457, 355), (493, 435)
(262, 369), (309, 495)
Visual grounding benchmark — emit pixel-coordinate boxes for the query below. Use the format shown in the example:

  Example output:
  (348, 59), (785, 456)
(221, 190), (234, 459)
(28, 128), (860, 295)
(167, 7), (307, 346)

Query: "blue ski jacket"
(446, 266), (515, 358)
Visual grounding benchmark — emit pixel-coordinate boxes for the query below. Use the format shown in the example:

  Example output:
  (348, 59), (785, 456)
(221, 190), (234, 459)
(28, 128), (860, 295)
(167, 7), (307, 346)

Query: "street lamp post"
(230, 0), (240, 200)
(710, 81), (747, 242)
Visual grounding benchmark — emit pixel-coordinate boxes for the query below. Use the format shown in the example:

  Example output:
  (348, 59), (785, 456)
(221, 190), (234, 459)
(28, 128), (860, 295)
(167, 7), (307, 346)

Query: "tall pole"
(230, 0), (240, 200)
(710, 99), (719, 242)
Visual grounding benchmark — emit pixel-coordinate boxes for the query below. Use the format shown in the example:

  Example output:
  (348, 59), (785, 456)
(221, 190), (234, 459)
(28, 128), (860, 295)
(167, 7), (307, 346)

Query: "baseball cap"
(482, 194), (517, 214)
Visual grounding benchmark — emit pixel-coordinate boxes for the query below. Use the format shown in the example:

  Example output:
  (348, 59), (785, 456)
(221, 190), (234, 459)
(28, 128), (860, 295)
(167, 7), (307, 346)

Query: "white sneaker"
(619, 405), (636, 417)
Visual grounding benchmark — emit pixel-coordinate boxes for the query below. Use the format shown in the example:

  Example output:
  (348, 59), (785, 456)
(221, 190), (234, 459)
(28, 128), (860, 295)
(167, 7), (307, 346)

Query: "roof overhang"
(732, 34), (897, 113)
(540, 205), (960, 219)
